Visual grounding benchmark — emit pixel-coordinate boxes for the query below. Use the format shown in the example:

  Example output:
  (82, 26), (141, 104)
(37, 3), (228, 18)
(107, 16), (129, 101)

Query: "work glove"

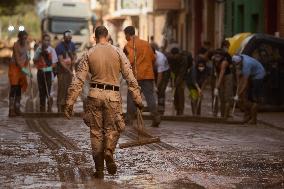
(21, 67), (32, 77)
(64, 104), (74, 119)
(42, 66), (53, 72)
(214, 88), (219, 96)
(233, 95), (239, 101)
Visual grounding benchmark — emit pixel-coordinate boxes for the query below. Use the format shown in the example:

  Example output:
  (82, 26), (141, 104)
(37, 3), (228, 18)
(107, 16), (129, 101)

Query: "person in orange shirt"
(8, 31), (30, 117)
(124, 26), (160, 127)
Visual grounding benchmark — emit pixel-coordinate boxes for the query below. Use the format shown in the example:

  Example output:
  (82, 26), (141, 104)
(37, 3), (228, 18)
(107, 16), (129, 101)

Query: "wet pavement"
(0, 65), (284, 188)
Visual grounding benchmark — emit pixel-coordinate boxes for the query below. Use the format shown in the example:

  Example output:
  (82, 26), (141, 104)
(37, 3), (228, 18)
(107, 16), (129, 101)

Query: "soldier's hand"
(135, 102), (144, 110)
(64, 104), (74, 119)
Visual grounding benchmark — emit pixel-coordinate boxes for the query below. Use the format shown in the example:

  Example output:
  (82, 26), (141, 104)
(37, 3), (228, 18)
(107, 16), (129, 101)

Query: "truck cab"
(40, 0), (92, 51)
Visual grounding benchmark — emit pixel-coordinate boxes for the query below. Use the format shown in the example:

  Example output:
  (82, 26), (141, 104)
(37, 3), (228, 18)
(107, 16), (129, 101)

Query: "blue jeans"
(127, 79), (160, 123)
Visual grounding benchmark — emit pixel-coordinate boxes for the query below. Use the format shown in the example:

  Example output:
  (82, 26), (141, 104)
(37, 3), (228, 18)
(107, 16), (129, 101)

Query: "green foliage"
(0, 0), (35, 15)
(0, 4), (40, 39)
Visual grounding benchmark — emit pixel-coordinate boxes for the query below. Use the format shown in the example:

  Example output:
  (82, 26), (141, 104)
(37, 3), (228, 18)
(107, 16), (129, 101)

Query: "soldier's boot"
(248, 103), (258, 125)
(104, 131), (119, 175)
(93, 153), (104, 179)
(15, 96), (22, 116)
(8, 97), (16, 117)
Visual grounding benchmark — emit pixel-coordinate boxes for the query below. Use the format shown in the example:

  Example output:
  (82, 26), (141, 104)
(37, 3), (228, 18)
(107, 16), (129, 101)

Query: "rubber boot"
(248, 103), (258, 125)
(47, 97), (53, 113)
(104, 131), (119, 175)
(242, 100), (252, 123)
(40, 104), (46, 112)
(191, 100), (198, 116)
(9, 97), (16, 117)
(58, 104), (65, 113)
(223, 103), (231, 120)
(93, 153), (104, 179)
(151, 112), (161, 127)
(15, 96), (22, 116)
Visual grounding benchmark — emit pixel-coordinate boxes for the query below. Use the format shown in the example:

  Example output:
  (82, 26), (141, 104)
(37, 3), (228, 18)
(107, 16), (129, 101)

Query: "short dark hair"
(171, 47), (180, 55)
(198, 47), (208, 55)
(124, 26), (135, 36)
(214, 48), (226, 56)
(196, 57), (207, 66)
(42, 33), (50, 40)
(18, 31), (28, 39)
(95, 26), (108, 39)
(221, 40), (230, 48)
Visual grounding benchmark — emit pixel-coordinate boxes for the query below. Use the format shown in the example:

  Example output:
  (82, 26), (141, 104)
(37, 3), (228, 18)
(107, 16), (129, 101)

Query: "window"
(49, 18), (88, 35)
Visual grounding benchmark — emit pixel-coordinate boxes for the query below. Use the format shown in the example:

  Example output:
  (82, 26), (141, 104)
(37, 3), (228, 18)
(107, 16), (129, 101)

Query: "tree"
(0, 0), (35, 15)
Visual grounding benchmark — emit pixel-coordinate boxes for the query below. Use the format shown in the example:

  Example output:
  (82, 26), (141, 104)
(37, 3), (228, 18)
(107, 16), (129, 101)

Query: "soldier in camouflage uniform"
(64, 26), (143, 179)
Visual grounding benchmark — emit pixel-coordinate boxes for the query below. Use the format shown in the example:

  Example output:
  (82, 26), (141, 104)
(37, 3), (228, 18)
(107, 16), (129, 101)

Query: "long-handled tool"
(43, 71), (53, 112)
(231, 85), (239, 116)
(194, 96), (201, 116)
(119, 109), (160, 149)
(212, 95), (217, 115)
(25, 57), (35, 112)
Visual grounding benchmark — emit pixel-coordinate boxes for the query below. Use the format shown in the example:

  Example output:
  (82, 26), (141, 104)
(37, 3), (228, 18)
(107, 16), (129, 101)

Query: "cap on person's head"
(95, 25), (108, 39)
(232, 55), (242, 63)
(124, 26), (135, 36)
(63, 30), (72, 37)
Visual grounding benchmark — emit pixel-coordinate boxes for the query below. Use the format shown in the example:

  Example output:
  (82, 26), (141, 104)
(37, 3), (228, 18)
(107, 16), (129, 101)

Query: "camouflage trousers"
(83, 89), (125, 172)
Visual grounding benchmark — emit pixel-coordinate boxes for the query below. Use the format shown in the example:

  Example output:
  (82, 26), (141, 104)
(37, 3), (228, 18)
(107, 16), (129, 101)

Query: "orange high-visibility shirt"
(124, 36), (155, 80)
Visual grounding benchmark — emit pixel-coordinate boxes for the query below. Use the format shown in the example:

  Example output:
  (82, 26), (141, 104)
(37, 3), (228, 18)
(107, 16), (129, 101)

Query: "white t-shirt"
(155, 50), (170, 73)
(34, 45), (58, 64)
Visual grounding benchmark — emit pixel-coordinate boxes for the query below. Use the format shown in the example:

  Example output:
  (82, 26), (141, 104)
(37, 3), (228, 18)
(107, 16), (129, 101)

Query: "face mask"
(198, 67), (205, 72)
(223, 47), (228, 52)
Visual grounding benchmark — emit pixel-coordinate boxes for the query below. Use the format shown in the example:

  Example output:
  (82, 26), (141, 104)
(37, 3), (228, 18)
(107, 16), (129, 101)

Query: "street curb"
(258, 120), (284, 132)
(22, 112), (243, 125)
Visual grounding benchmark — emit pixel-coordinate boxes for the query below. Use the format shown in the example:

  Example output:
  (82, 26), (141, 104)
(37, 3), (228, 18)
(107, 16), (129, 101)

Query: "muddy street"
(0, 107), (284, 188)
(0, 65), (283, 188)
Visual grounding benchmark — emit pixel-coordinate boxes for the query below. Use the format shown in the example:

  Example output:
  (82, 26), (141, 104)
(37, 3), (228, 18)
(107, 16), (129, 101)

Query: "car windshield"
(50, 18), (88, 35)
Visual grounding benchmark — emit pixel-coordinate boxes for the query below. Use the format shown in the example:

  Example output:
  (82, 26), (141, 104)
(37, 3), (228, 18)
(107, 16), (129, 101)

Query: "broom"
(119, 37), (160, 149)
(119, 109), (160, 149)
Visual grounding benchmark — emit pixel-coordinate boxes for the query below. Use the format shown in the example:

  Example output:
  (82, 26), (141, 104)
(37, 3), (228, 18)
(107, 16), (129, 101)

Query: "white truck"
(40, 0), (92, 51)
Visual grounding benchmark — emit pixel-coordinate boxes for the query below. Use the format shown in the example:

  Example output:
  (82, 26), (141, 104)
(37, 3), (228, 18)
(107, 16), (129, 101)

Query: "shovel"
(43, 71), (53, 112)
(119, 109), (160, 149)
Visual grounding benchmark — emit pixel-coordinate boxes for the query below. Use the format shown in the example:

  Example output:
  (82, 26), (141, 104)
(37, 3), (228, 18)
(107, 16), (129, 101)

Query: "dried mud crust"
(25, 119), (94, 183)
